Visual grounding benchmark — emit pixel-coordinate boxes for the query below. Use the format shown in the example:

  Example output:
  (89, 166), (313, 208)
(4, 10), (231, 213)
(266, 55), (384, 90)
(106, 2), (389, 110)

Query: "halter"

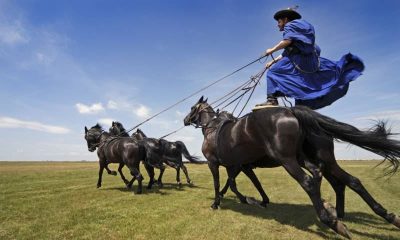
(187, 103), (217, 129)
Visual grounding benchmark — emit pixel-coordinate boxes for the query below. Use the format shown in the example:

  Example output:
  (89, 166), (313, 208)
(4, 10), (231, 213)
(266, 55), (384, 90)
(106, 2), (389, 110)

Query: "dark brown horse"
(184, 96), (400, 238)
(216, 110), (325, 208)
(109, 122), (201, 187)
(84, 124), (154, 194)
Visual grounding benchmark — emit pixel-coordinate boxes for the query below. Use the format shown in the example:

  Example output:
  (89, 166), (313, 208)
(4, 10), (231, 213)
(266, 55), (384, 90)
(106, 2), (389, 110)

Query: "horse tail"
(176, 141), (203, 164)
(291, 105), (400, 175)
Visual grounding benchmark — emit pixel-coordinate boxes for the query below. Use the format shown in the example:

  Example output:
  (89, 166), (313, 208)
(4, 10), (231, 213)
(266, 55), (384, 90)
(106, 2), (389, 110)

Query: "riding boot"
(256, 95), (278, 107)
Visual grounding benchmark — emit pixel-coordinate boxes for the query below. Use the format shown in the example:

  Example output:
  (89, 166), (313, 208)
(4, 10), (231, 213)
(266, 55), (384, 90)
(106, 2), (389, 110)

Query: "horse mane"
(93, 123), (103, 131)
(136, 128), (147, 138)
(114, 121), (126, 132)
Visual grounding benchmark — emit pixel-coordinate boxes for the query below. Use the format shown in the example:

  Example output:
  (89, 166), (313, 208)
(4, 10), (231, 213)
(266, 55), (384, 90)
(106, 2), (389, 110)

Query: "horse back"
(217, 107), (301, 165)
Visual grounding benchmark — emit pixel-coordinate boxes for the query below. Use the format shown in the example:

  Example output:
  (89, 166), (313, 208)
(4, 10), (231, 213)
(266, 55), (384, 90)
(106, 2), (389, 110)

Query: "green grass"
(1, 161), (399, 240)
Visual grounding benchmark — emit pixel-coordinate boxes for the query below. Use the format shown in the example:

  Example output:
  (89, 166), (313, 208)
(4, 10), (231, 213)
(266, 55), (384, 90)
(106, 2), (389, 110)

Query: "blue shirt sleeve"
(283, 20), (315, 45)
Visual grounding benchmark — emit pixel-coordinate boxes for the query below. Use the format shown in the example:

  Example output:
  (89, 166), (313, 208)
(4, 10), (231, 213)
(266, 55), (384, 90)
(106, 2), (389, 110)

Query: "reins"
(123, 54), (269, 135)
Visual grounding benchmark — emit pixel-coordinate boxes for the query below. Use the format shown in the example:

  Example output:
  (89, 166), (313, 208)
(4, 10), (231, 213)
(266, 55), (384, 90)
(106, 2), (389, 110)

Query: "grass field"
(1, 161), (400, 240)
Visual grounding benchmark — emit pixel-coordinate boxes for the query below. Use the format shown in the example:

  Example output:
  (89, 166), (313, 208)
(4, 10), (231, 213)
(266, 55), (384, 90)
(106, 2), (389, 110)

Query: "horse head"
(109, 121), (125, 136)
(84, 124), (103, 152)
(183, 96), (215, 127)
(132, 128), (147, 140)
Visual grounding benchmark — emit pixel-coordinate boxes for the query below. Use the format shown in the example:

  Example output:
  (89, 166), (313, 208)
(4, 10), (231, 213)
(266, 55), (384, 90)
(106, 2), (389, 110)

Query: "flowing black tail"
(291, 106), (400, 175)
(176, 141), (203, 164)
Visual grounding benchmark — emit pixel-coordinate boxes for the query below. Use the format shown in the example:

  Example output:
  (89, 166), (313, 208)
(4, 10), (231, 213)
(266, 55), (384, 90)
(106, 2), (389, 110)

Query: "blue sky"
(0, 0), (399, 161)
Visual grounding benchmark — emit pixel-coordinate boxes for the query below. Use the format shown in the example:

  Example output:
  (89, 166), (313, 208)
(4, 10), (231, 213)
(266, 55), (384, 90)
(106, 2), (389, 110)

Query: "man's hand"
(265, 60), (275, 68)
(265, 48), (274, 56)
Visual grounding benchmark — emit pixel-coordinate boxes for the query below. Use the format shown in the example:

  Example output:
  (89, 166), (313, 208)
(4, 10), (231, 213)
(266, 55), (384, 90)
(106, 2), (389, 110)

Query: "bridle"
(187, 103), (217, 129)
(85, 129), (104, 149)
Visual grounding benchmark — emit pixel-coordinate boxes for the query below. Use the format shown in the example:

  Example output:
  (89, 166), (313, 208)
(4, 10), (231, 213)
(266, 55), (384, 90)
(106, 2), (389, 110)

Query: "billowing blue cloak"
(266, 19), (364, 109)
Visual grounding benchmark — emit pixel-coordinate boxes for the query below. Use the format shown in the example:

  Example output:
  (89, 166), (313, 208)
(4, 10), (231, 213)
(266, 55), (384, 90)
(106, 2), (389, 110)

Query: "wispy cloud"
(0, 20), (28, 45)
(75, 103), (105, 114)
(0, 117), (70, 134)
(98, 118), (114, 128)
(107, 100), (118, 110)
(134, 105), (150, 118)
(355, 110), (400, 122)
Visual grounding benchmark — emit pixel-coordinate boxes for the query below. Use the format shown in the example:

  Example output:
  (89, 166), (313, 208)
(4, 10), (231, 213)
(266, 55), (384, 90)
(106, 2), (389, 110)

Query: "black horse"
(184, 96), (400, 238)
(109, 122), (200, 187)
(216, 110), (326, 208)
(84, 124), (154, 194)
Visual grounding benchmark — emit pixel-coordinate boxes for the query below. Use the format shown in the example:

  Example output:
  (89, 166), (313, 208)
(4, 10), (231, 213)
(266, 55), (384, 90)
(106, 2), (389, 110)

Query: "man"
(258, 7), (364, 109)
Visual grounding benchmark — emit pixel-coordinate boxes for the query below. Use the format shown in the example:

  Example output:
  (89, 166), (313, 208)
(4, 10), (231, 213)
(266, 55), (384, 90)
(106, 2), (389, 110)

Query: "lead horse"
(84, 124), (154, 194)
(109, 122), (201, 187)
(184, 96), (400, 238)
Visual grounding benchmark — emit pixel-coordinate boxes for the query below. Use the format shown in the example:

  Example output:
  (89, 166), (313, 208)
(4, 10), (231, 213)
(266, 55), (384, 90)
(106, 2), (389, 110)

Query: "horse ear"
(198, 96), (204, 103)
(204, 98), (208, 103)
(85, 126), (88, 133)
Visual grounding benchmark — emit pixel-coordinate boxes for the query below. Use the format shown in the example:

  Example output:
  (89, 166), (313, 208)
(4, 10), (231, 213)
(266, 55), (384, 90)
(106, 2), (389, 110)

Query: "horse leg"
(157, 167), (165, 188)
(219, 167), (241, 198)
(97, 163), (105, 188)
(220, 178), (231, 199)
(303, 160), (339, 216)
(322, 171), (346, 219)
(304, 160), (322, 190)
(281, 160), (351, 238)
(117, 163), (131, 187)
(176, 167), (182, 186)
(208, 161), (221, 209)
(226, 166), (247, 204)
(144, 163), (155, 189)
(127, 161), (143, 194)
(241, 165), (270, 207)
(105, 164), (117, 176)
(329, 162), (400, 229)
(180, 164), (192, 185)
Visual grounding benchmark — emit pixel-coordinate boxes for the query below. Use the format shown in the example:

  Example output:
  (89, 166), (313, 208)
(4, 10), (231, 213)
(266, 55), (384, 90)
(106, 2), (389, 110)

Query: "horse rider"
(257, 7), (365, 109)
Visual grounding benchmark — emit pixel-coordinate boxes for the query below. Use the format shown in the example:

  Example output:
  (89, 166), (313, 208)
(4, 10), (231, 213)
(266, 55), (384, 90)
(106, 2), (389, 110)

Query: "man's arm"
(265, 39), (292, 56)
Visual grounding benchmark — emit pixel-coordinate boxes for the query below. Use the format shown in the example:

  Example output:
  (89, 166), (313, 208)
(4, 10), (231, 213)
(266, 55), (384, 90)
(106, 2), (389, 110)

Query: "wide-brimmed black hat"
(273, 8), (302, 21)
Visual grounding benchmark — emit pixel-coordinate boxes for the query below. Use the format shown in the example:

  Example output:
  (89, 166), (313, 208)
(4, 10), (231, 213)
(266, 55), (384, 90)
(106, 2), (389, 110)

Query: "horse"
(216, 110), (326, 208)
(184, 96), (400, 238)
(84, 124), (154, 194)
(109, 121), (200, 187)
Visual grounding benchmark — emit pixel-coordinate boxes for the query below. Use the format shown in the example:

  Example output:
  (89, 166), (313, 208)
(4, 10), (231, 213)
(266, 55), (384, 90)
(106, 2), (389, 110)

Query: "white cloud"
(355, 110), (400, 122)
(135, 105), (150, 118)
(75, 103), (104, 114)
(107, 100), (118, 109)
(0, 21), (28, 45)
(0, 117), (70, 134)
(176, 110), (186, 117)
(98, 118), (114, 128)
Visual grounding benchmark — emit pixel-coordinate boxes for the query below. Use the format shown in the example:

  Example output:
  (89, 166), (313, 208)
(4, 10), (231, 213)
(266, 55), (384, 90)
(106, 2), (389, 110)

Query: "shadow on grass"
(105, 182), (205, 195)
(217, 197), (399, 239)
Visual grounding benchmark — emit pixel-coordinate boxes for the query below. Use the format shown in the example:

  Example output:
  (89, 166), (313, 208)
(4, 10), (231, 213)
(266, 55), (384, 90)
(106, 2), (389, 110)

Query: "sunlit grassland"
(1, 161), (399, 239)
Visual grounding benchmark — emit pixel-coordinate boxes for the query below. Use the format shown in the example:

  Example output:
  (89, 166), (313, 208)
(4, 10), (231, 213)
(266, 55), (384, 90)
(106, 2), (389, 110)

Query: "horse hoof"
(136, 191), (142, 195)
(126, 184), (132, 189)
(210, 204), (219, 210)
(97, 184), (101, 188)
(246, 197), (265, 207)
(323, 200), (337, 218)
(260, 201), (268, 208)
(177, 182), (182, 187)
(392, 215), (400, 229)
(336, 221), (352, 239)
(111, 171), (117, 176)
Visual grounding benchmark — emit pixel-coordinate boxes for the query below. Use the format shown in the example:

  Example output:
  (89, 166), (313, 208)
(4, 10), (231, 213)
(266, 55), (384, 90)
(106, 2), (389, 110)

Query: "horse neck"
(99, 132), (111, 142)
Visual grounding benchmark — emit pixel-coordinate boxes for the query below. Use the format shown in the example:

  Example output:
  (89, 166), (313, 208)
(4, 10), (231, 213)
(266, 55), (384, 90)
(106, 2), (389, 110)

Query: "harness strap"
(214, 119), (235, 162)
